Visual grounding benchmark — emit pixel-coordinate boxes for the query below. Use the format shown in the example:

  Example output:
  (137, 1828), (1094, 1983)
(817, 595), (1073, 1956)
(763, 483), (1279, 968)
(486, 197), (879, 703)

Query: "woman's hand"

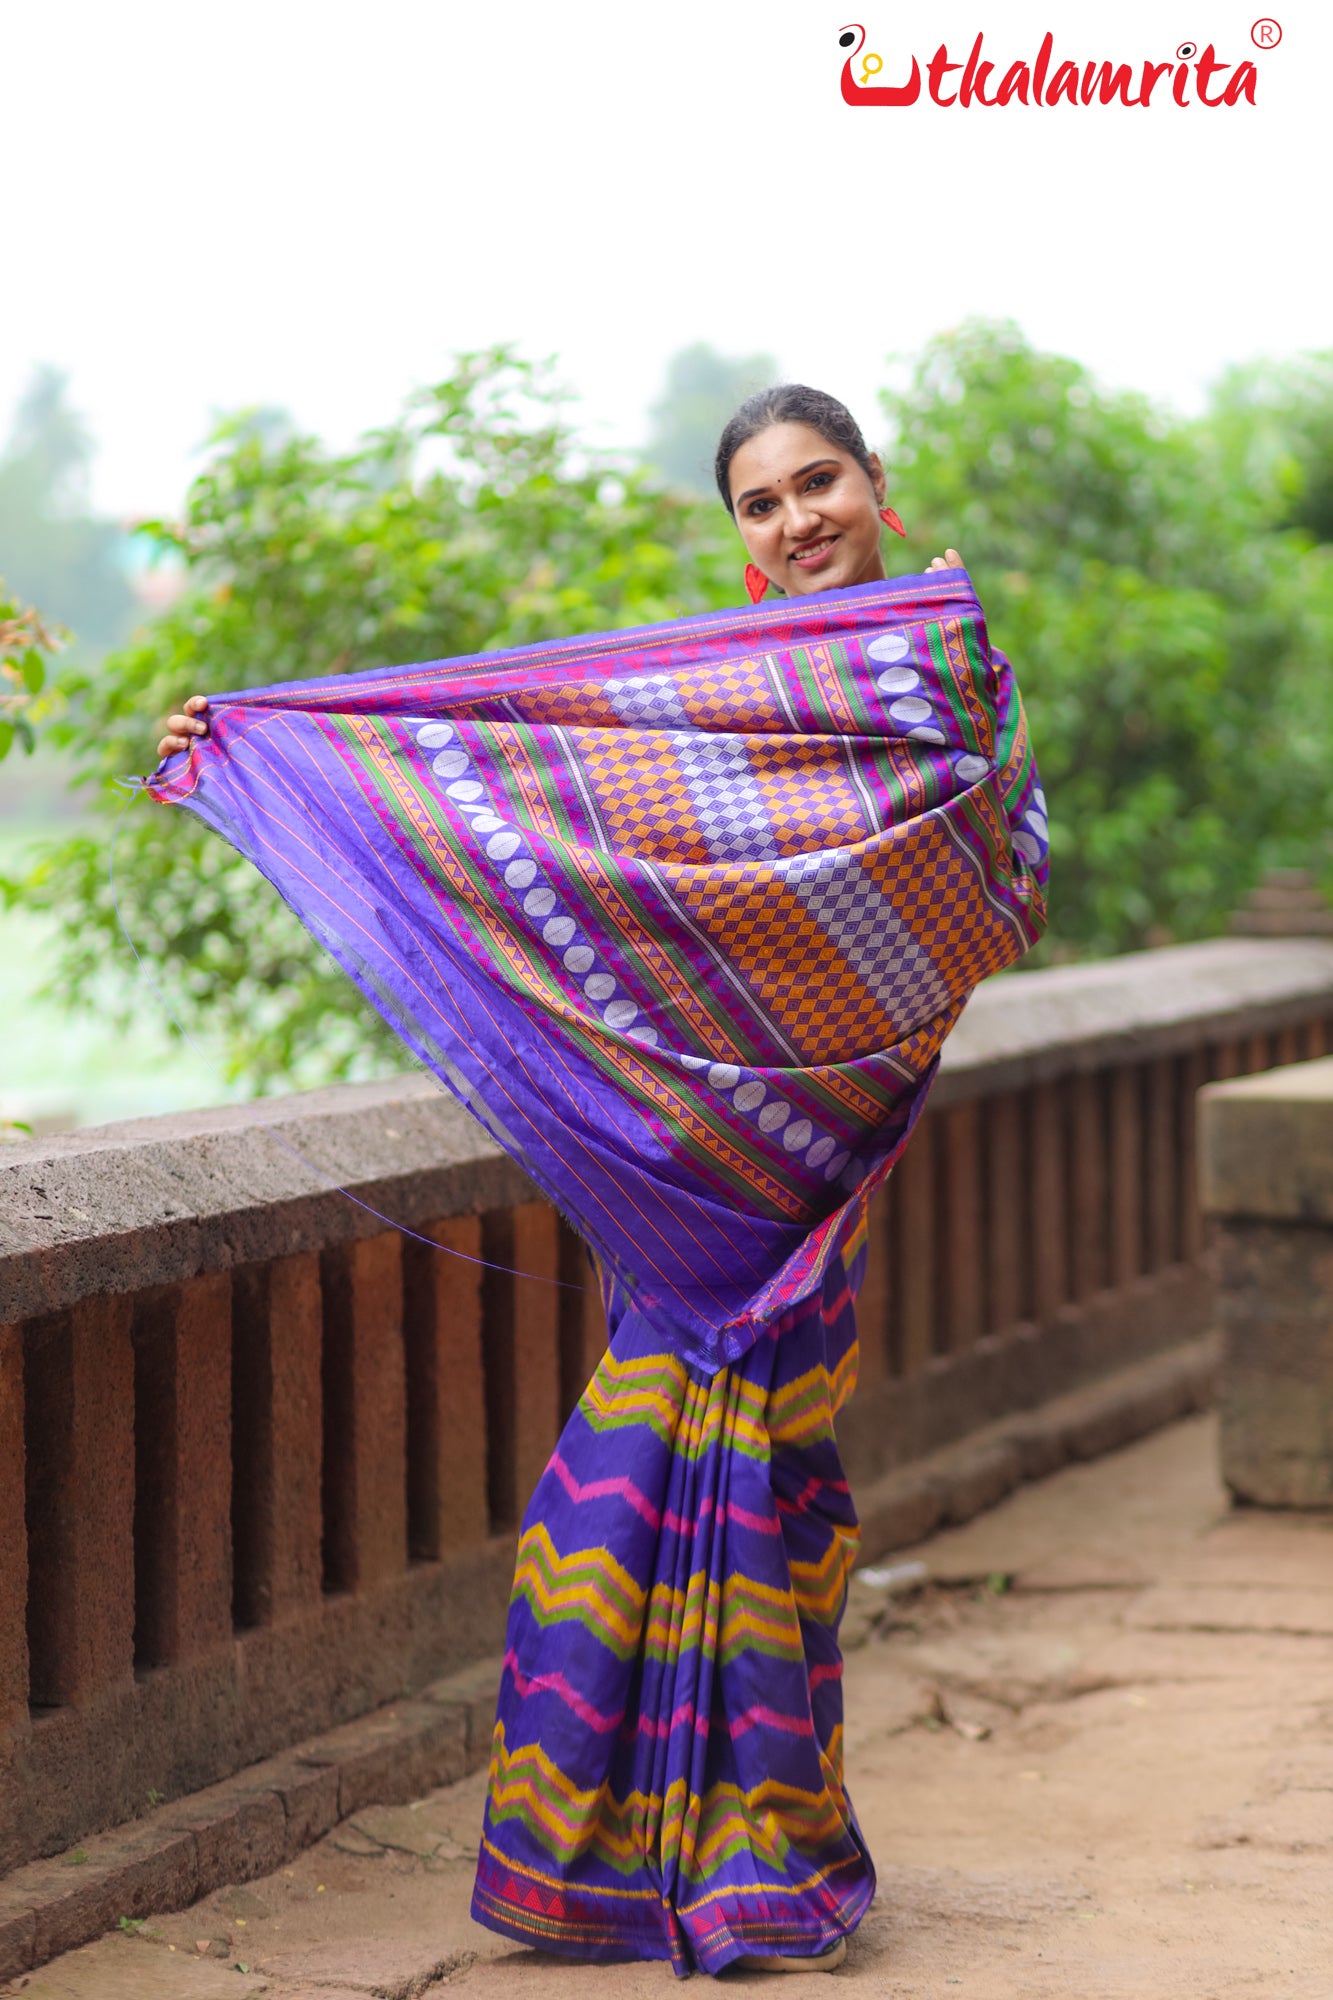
(158, 695), (209, 760)
(927, 548), (965, 571)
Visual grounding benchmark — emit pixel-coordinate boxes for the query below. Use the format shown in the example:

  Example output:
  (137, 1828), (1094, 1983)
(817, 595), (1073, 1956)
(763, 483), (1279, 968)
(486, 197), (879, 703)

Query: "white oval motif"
(1026, 809), (1049, 838)
(505, 858), (537, 890)
(783, 1118), (814, 1152)
(889, 697), (933, 725)
(841, 1161), (867, 1191)
(604, 999), (638, 1030)
(523, 887), (556, 918)
(563, 945), (594, 975)
(733, 1080), (766, 1113)
(1034, 786), (1047, 811)
(823, 1149), (850, 1182)
(707, 1063), (740, 1090)
(806, 1135), (836, 1168)
(1014, 831), (1043, 866)
(470, 813), (504, 833)
(876, 666), (920, 695)
(759, 1100), (790, 1133)
(416, 722), (454, 749)
(679, 1053), (709, 1070)
(446, 779), (484, 802)
(627, 1024), (659, 1045)
(431, 748), (469, 779)
(867, 631), (911, 663)
(955, 754), (990, 784)
(486, 831), (521, 861)
(585, 973), (617, 1002)
(543, 916), (576, 947)
(909, 726), (947, 746)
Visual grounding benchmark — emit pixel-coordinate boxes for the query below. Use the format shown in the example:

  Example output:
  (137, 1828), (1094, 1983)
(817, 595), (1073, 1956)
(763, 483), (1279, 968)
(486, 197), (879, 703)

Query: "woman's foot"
(732, 1936), (847, 1973)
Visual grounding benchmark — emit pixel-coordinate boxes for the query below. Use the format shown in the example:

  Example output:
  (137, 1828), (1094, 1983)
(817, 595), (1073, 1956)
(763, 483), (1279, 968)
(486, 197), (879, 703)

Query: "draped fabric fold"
(148, 571), (1047, 1377)
(472, 1245), (874, 1974)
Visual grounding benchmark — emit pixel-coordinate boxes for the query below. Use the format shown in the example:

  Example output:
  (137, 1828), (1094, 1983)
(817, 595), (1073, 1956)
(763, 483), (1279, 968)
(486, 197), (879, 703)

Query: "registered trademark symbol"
(1251, 17), (1282, 46)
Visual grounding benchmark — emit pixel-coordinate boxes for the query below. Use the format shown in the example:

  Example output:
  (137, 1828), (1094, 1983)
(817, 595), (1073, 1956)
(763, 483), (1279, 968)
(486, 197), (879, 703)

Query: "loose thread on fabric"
(106, 779), (581, 1290)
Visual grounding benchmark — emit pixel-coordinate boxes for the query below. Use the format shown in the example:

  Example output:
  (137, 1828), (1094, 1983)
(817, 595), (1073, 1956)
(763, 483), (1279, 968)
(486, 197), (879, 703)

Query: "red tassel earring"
(880, 506), (907, 537)
(744, 563), (769, 603)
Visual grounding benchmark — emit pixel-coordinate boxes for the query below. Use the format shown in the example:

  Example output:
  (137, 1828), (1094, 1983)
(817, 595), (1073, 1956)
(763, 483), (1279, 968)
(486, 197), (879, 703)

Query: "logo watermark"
(837, 21), (1279, 107)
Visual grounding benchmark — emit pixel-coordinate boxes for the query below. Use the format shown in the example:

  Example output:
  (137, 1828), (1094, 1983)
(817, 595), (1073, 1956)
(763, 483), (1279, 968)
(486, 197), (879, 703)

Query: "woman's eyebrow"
(735, 459), (839, 506)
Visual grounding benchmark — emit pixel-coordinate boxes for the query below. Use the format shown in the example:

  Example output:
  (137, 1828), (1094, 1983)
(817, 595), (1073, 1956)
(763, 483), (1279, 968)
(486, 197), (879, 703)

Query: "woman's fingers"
(927, 549), (966, 570)
(156, 695), (210, 761)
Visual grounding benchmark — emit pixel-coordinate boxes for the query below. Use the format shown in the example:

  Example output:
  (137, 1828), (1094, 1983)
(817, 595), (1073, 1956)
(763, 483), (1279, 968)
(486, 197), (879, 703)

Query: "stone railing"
(4, 934), (1333, 1876)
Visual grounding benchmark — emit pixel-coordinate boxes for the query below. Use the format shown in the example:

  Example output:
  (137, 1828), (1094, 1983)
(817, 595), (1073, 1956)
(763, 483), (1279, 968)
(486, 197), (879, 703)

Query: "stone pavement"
(7, 1411), (1332, 1999)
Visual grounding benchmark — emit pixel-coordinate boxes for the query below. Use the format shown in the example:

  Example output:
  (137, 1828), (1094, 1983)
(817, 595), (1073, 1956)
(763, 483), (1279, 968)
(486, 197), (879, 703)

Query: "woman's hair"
(714, 384), (877, 516)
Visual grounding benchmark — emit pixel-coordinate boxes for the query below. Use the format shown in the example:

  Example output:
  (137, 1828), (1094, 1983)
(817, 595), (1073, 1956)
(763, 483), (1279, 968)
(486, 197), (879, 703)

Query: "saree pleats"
(471, 1247), (873, 1975)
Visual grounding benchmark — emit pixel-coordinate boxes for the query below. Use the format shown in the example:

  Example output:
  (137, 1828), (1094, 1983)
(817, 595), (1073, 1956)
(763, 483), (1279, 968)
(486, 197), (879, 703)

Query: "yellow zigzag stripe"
(789, 1524), (860, 1627)
(580, 1346), (771, 1464)
(486, 1724), (854, 1882)
(512, 1522), (806, 1665)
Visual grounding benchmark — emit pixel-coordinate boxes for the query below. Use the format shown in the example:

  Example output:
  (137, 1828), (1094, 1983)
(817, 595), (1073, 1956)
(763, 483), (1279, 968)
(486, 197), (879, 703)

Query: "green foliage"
(881, 321), (1333, 956)
(17, 349), (736, 1088)
(0, 579), (64, 761)
(11, 326), (1333, 1093)
(645, 341), (777, 495)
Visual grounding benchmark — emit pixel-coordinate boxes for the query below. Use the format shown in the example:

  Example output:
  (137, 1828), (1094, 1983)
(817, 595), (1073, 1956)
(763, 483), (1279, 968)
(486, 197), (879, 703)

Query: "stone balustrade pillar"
(1199, 1056), (1333, 1507)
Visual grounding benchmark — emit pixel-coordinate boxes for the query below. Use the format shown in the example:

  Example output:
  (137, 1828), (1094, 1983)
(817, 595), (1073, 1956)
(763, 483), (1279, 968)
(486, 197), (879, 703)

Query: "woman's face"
(728, 421), (888, 596)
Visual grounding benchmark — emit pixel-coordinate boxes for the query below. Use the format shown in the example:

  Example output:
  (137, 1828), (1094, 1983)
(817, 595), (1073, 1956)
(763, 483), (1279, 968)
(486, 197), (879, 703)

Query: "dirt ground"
(10, 1412), (1333, 2000)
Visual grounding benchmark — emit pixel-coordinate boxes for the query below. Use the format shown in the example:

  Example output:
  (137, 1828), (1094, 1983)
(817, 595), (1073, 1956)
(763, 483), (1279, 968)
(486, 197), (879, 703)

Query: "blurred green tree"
(14, 347), (736, 1087)
(0, 368), (136, 654)
(0, 581), (63, 761)
(645, 342), (777, 494)
(879, 321), (1333, 957)
(9, 326), (1333, 1090)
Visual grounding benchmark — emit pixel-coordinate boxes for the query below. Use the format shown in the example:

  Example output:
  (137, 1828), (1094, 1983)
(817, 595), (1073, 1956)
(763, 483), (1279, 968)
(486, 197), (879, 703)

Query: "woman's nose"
(783, 496), (819, 537)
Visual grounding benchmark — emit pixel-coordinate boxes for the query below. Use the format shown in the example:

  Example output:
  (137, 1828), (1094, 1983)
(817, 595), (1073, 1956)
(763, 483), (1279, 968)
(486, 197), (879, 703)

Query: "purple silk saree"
(150, 569), (1047, 1972)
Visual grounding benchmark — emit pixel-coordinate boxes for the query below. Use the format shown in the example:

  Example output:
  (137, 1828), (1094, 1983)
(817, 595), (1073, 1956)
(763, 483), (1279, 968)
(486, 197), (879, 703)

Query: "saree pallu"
(473, 1239), (872, 1976)
(148, 571), (1047, 1972)
(148, 572), (1047, 1375)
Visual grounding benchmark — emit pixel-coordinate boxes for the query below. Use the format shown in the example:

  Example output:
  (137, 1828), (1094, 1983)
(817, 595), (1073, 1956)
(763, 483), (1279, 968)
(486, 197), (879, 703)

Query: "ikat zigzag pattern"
(473, 1254), (876, 1975)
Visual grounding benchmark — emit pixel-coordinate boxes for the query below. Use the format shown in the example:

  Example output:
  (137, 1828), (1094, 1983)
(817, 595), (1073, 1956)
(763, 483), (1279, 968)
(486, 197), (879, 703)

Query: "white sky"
(6, 0), (1328, 518)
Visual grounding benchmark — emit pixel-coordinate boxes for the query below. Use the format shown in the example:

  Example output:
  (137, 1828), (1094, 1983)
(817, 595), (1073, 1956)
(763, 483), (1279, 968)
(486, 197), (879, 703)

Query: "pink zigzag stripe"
(503, 1650), (623, 1734)
(506, 1651), (814, 1745)
(548, 1453), (780, 1536)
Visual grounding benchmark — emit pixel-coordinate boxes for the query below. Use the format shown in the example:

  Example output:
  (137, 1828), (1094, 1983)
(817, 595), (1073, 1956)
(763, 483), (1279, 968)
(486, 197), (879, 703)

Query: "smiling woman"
(715, 382), (962, 600)
(149, 381), (1044, 1980)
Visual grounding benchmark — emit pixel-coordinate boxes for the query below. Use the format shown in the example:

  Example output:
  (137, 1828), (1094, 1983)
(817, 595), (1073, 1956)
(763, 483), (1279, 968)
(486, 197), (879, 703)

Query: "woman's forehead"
(729, 422), (849, 492)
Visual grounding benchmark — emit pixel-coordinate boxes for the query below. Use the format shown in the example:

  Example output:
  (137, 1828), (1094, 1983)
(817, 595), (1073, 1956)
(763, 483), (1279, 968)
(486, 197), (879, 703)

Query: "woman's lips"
(789, 535), (839, 571)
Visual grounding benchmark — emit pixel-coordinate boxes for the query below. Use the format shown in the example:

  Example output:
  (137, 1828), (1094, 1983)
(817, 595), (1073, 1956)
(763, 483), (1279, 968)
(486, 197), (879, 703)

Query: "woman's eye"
(806, 472), (834, 492)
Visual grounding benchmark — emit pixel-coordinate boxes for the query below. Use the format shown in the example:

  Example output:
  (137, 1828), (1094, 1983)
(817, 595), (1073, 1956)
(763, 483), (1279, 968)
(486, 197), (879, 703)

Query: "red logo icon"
(1251, 18), (1282, 47)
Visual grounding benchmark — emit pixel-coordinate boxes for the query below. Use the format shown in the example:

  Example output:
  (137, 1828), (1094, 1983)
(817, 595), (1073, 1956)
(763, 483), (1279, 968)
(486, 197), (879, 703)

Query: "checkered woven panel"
(672, 734), (780, 864)
(867, 817), (1015, 992)
(673, 656), (784, 732)
(604, 674), (691, 729)
(748, 739), (868, 857)
(578, 734), (713, 863)
(775, 850), (949, 1034)
(669, 865), (898, 1064)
